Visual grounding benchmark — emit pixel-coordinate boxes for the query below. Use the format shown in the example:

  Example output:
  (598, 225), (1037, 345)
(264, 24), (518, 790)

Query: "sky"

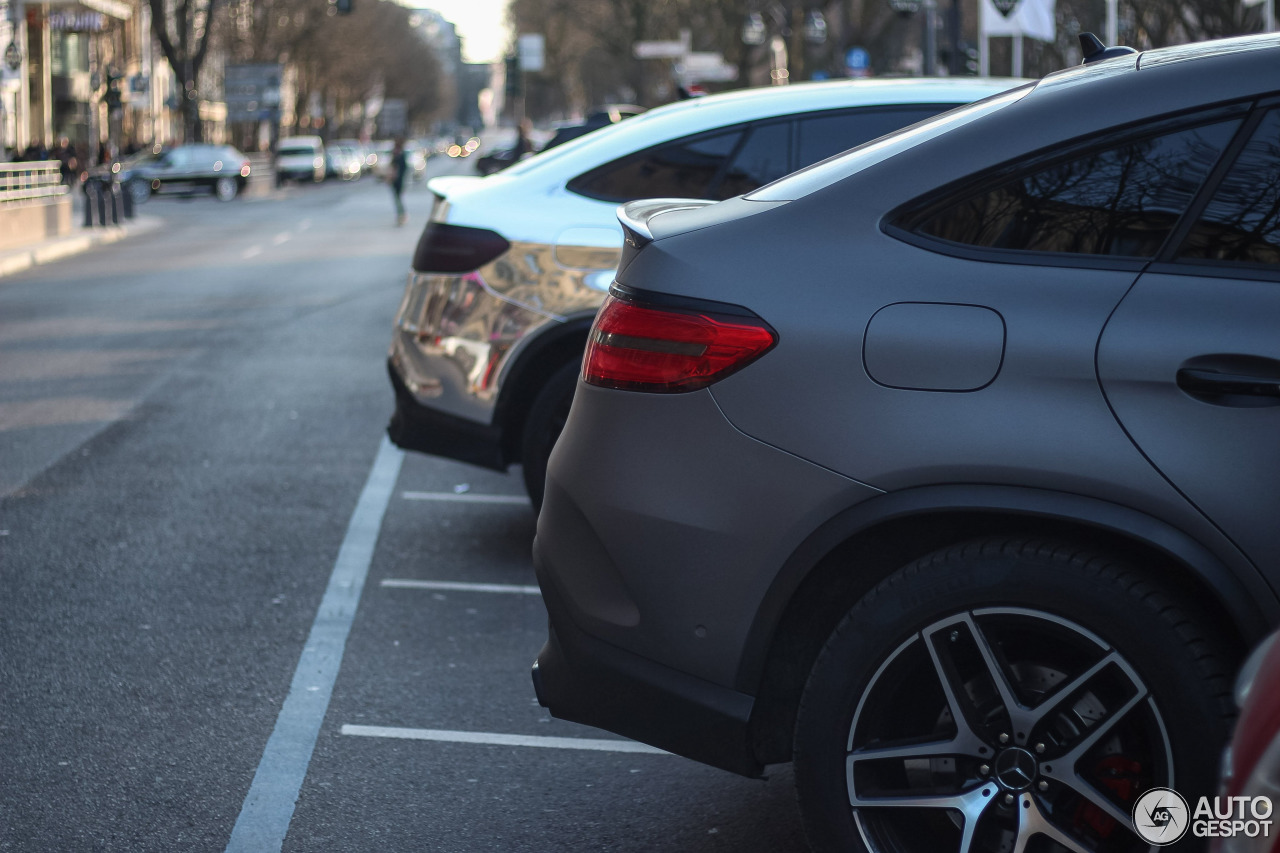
(413, 0), (512, 64)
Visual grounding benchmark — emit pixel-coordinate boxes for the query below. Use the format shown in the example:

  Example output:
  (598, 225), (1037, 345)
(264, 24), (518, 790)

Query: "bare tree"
(223, 0), (445, 139)
(150, 0), (220, 141)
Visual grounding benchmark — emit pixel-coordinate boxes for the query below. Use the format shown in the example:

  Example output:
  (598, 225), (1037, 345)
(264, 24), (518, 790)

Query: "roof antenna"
(1079, 32), (1138, 64)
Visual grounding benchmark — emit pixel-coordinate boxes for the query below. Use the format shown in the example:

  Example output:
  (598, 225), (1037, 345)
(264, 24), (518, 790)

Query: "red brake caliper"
(1073, 756), (1143, 839)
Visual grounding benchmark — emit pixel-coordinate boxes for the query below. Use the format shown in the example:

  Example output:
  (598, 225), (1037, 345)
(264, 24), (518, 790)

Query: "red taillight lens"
(583, 292), (776, 393)
(412, 223), (511, 273)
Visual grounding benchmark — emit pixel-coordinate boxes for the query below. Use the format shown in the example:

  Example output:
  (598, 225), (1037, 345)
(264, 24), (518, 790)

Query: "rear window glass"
(568, 128), (744, 203)
(748, 85), (1032, 202)
(796, 106), (951, 166)
(278, 143), (316, 155)
(714, 122), (790, 200)
(913, 118), (1240, 258)
(1179, 109), (1280, 266)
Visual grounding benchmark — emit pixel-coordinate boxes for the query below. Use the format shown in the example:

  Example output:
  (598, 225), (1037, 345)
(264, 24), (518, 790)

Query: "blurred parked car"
(408, 145), (427, 181)
(532, 32), (1280, 853)
(117, 143), (250, 202)
(274, 136), (325, 185)
(369, 140), (395, 178)
(386, 77), (1025, 508)
(326, 144), (363, 181)
(334, 138), (374, 170)
(540, 104), (647, 151)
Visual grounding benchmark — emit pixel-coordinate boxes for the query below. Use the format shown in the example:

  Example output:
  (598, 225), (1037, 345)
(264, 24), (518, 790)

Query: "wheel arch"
(742, 484), (1277, 766)
(495, 314), (594, 465)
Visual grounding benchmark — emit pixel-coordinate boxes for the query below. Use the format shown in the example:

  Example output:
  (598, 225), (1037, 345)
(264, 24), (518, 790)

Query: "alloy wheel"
(846, 607), (1171, 853)
(215, 176), (238, 201)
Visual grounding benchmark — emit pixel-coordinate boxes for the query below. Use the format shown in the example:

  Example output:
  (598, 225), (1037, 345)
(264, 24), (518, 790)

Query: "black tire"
(127, 178), (151, 205)
(214, 176), (238, 201)
(520, 362), (579, 512)
(793, 537), (1236, 853)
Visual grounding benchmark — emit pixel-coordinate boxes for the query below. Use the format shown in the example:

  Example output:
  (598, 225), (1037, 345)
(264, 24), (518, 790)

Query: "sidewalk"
(0, 197), (164, 280)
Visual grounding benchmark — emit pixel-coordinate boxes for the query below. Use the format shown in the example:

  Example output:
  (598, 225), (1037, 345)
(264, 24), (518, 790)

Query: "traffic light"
(104, 67), (123, 110)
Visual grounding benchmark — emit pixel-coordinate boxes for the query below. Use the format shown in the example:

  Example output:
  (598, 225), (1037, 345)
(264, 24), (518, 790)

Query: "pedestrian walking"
(388, 137), (408, 226)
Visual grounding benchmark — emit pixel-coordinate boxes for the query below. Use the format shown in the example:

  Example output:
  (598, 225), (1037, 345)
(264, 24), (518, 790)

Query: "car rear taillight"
(583, 291), (776, 393)
(412, 223), (511, 273)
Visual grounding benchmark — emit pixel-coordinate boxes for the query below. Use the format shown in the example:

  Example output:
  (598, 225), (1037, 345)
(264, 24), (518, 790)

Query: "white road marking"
(272, 232), (291, 245)
(225, 437), (404, 853)
(381, 579), (541, 595)
(402, 491), (530, 505)
(242, 246), (263, 259)
(340, 725), (669, 755)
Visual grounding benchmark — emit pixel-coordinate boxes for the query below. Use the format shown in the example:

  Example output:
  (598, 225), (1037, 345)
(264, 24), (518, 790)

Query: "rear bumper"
(386, 358), (506, 470)
(528, 382), (876, 778)
(532, 542), (763, 778)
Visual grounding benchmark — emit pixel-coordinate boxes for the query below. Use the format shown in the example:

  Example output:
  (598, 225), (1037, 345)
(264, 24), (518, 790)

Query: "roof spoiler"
(1079, 32), (1138, 64)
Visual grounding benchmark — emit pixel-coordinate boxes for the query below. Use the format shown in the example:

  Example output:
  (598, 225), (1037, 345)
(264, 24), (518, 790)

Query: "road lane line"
(380, 579), (541, 595)
(242, 246), (263, 259)
(225, 436), (404, 853)
(340, 725), (669, 754)
(272, 232), (291, 245)
(401, 491), (530, 505)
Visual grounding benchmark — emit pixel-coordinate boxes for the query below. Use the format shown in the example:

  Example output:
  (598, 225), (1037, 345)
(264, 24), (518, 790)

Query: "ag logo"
(1133, 787), (1190, 845)
(991, 0), (1020, 16)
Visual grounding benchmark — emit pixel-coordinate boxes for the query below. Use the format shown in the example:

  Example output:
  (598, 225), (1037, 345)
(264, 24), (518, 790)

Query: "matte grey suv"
(532, 34), (1280, 853)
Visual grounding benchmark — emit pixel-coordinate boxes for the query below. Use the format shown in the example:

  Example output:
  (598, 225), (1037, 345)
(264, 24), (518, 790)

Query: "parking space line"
(225, 437), (404, 853)
(401, 491), (530, 505)
(340, 725), (669, 755)
(381, 579), (541, 595)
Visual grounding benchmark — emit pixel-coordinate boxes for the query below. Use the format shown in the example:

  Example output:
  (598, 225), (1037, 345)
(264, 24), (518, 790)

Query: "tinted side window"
(714, 122), (791, 200)
(1179, 110), (1280, 266)
(797, 106), (952, 166)
(567, 129), (744, 202)
(913, 119), (1241, 258)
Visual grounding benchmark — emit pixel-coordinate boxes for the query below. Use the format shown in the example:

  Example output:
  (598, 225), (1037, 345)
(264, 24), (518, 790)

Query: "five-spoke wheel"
(795, 539), (1235, 853)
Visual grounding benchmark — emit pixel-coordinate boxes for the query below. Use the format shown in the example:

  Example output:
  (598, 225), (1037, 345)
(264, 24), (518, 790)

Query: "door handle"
(1176, 368), (1280, 402)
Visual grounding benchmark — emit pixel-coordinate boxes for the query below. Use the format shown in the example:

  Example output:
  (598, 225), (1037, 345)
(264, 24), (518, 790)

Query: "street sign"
(634, 30), (692, 60)
(633, 39), (686, 59)
(992, 0), (1020, 15)
(4, 40), (20, 72)
(677, 52), (737, 83)
(845, 46), (871, 76)
(378, 98), (407, 136)
(224, 63), (282, 123)
(517, 33), (544, 72)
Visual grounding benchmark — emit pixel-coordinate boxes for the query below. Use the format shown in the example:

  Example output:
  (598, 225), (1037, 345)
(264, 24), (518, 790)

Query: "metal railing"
(0, 161), (70, 204)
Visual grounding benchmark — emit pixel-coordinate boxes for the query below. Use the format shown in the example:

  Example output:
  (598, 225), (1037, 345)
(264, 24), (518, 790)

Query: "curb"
(0, 216), (164, 280)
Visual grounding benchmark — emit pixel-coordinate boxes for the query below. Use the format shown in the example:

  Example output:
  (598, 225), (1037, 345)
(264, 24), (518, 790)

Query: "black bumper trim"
(532, 546), (763, 778)
(386, 358), (507, 471)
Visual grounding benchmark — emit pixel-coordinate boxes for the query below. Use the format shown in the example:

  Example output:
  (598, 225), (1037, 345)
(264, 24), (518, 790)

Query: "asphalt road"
(0, 162), (809, 851)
